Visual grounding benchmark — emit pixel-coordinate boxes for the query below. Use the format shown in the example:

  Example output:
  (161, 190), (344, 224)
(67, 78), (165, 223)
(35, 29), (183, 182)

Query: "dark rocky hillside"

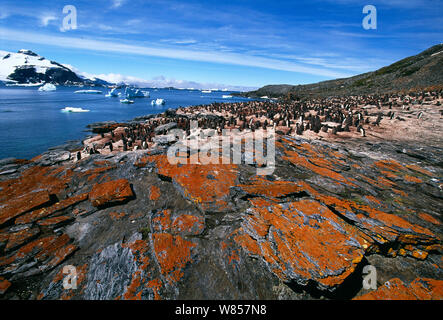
(241, 44), (443, 98)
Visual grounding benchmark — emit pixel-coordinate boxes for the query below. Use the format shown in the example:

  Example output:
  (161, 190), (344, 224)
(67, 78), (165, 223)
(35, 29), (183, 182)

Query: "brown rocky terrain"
(0, 87), (442, 300)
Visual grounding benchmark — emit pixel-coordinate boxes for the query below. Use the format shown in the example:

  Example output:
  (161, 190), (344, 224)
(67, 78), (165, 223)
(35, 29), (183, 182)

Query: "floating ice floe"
(151, 98), (165, 106)
(124, 87), (149, 99)
(74, 90), (102, 94)
(120, 99), (134, 104)
(202, 90), (212, 93)
(222, 95), (232, 98)
(105, 88), (119, 97)
(61, 107), (90, 113)
(6, 82), (43, 87)
(38, 83), (56, 91)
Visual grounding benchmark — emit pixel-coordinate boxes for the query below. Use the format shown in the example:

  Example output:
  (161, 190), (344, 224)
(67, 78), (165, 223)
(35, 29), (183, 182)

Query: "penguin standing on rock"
(390, 112), (395, 120)
(373, 114), (382, 126)
(357, 125), (366, 137)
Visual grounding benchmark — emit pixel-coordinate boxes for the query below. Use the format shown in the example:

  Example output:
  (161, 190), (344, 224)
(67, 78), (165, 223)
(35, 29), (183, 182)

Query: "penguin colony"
(82, 89), (442, 156)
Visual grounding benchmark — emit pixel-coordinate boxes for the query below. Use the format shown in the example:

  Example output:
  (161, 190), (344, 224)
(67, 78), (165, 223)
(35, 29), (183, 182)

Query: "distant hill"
(0, 49), (112, 87)
(241, 44), (443, 99)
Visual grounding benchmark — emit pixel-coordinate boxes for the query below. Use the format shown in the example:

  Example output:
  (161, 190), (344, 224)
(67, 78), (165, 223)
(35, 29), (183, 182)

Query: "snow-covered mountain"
(0, 49), (112, 86)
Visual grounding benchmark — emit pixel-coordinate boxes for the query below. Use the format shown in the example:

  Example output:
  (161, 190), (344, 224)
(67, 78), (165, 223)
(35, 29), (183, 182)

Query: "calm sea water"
(0, 86), (250, 160)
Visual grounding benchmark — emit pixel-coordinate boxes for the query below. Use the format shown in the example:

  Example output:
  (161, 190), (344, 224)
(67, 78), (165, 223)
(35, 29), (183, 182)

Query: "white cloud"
(87, 73), (255, 91)
(40, 15), (57, 27)
(0, 28), (352, 79)
(161, 39), (198, 45)
(111, 0), (127, 9)
(62, 64), (255, 91)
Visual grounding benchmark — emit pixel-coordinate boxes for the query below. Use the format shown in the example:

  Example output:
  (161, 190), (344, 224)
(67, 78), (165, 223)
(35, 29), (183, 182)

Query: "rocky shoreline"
(0, 89), (442, 300)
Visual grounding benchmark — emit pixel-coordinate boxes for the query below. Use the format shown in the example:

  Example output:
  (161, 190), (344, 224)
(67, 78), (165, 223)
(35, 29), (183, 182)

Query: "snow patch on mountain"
(0, 49), (110, 86)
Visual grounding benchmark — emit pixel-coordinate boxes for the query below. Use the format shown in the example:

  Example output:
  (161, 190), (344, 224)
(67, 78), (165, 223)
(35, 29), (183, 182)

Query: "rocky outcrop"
(0, 129), (441, 300)
(89, 179), (134, 208)
(354, 278), (443, 300)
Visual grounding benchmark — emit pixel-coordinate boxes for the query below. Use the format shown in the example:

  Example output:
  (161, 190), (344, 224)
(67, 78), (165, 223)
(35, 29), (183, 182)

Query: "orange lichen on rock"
(374, 159), (404, 173)
(0, 234), (74, 273)
(16, 192), (88, 224)
(121, 239), (152, 299)
(237, 176), (306, 200)
(281, 143), (356, 187)
(419, 213), (441, 225)
(0, 276), (11, 295)
(365, 195), (382, 205)
(81, 166), (115, 181)
(46, 244), (77, 269)
(405, 164), (434, 177)
(145, 154), (238, 212)
(152, 233), (196, 284)
(89, 179), (134, 207)
(380, 170), (400, 180)
(36, 215), (73, 227)
(0, 190), (52, 226)
(404, 175), (423, 183)
(93, 160), (113, 167)
(151, 210), (172, 233)
(171, 214), (205, 236)
(0, 164), (83, 226)
(0, 166), (73, 201)
(315, 193), (437, 249)
(109, 212), (126, 221)
(355, 278), (443, 300)
(149, 185), (161, 201)
(123, 271), (143, 300)
(5, 226), (40, 251)
(146, 278), (162, 300)
(233, 232), (262, 256)
(228, 250), (240, 265)
(235, 198), (370, 288)
(123, 239), (149, 259)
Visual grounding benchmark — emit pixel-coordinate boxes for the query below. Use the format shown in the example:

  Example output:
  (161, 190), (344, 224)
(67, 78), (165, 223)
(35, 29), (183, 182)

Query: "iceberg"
(151, 98), (165, 106)
(61, 107), (90, 113)
(74, 90), (102, 94)
(120, 99), (134, 104)
(202, 90), (212, 93)
(222, 95), (232, 98)
(124, 87), (147, 99)
(38, 83), (56, 91)
(105, 88), (119, 97)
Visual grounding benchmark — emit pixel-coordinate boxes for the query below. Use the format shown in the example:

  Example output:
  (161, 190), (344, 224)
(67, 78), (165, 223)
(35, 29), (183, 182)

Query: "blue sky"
(0, 0), (442, 89)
